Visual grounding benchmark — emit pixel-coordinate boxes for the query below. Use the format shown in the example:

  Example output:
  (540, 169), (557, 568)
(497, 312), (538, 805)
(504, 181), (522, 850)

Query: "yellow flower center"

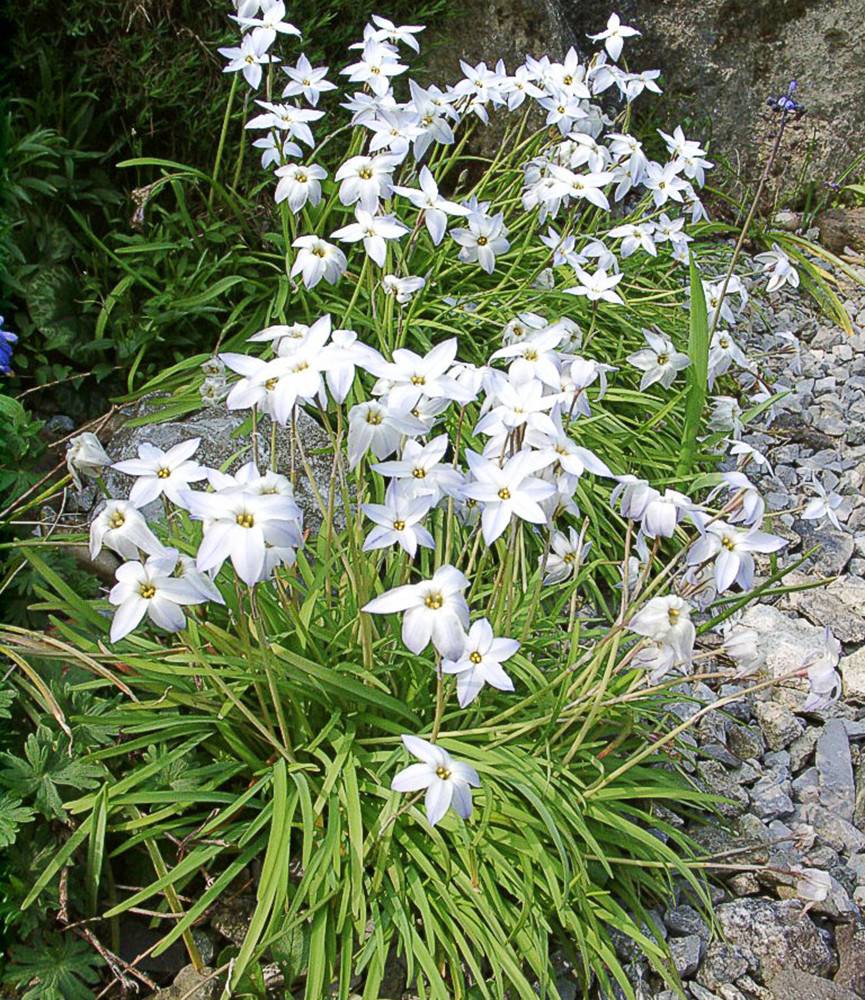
(140, 584), (156, 599)
(424, 592), (444, 610)
(236, 512), (255, 528)
(435, 765), (451, 779)
(265, 377), (279, 391)
(296, 172), (308, 183)
(657, 353), (669, 365)
(393, 519), (406, 531)
(469, 651), (483, 665)
(498, 487), (511, 500)
(312, 246), (326, 258)
(412, 468), (426, 479)
(366, 410), (383, 425)
(667, 607), (679, 624)
(292, 361), (309, 373)
(477, 236), (488, 246)
(359, 167), (373, 179)
(563, 552), (576, 564)
(410, 374), (426, 385)
(109, 511), (126, 529)
(157, 467), (171, 479)
(721, 536), (736, 551)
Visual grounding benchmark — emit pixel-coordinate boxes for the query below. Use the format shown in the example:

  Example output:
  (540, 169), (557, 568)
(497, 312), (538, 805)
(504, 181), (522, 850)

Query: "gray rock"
(146, 964), (218, 1000)
(695, 942), (753, 991)
(792, 767), (820, 803)
(798, 802), (865, 853)
(424, 0), (573, 160)
(727, 724), (766, 763)
(665, 904), (710, 941)
(714, 898), (833, 980)
(754, 701), (804, 752)
(765, 969), (858, 1000)
(702, 742), (746, 768)
(834, 922), (865, 996)
(789, 729), (819, 772)
(816, 719), (856, 822)
(793, 521), (856, 576)
(689, 986), (721, 1000)
(559, 0), (865, 185)
(727, 872), (761, 896)
(670, 934), (703, 978)
(840, 647), (865, 703)
(749, 772), (795, 821)
(783, 579), (865, 644)
(739, 605), (827, 705)
(697, 760), (749, 817)
(105, 402), (342, 531)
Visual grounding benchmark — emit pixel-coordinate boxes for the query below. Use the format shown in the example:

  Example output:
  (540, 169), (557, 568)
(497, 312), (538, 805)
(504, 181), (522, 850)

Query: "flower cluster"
(79, 5), (835, 832)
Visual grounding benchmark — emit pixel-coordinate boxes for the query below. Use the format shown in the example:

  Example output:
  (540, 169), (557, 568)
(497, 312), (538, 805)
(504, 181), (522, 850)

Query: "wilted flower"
(382, 274), (426, 304)
(793, 867), (831, 905)
(800, 626), (842, 712)
(720, 623), (760, 673)
(66, 433), (112, 490)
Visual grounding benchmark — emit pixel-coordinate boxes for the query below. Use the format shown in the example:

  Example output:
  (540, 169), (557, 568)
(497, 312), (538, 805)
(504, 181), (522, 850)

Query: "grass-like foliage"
(0, 7), (823, 999)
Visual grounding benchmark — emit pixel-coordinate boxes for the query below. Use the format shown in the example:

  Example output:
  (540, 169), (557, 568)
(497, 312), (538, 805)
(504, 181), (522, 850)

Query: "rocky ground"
(584, 252), (865, 1000)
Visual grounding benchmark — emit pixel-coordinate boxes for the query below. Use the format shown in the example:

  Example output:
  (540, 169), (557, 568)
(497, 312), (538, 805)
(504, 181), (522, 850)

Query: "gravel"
(595, 245), (865, 1000)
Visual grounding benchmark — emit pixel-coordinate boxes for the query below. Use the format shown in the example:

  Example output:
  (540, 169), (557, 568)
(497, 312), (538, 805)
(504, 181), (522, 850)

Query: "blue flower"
(0, 316), (17, 375)
(767, 80), (805, 117)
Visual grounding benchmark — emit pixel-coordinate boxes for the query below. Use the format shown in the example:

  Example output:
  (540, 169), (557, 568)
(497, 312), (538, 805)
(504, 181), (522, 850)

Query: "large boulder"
(559, 0), (865, 184)
(104, 399), (342, 531)
(422, 0), (576, 160)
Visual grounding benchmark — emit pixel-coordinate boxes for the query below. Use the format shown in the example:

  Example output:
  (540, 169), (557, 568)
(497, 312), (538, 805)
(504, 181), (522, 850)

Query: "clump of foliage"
(0, 6), (838, 1000)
